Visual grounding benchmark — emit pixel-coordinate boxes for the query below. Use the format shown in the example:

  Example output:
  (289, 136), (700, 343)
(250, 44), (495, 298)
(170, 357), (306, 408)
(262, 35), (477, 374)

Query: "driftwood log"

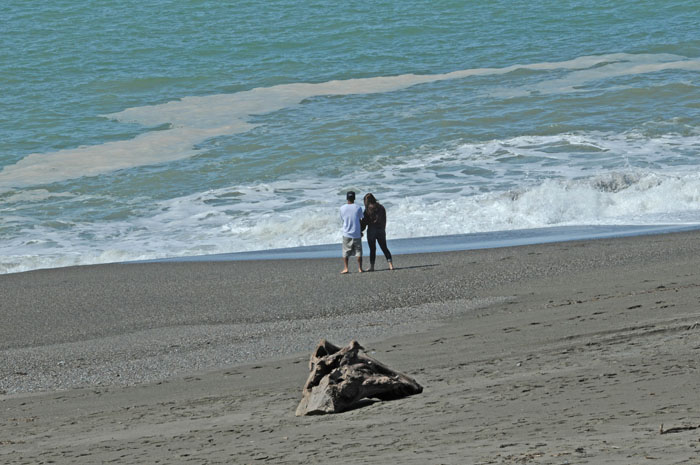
(295, 339), (423, 416)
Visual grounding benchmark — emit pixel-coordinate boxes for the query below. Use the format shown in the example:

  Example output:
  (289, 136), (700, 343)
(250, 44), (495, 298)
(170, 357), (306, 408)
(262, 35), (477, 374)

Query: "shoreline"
(4, 223), (700, 278)
(138, 223), (700, 263)
(2, 229), (700, 463)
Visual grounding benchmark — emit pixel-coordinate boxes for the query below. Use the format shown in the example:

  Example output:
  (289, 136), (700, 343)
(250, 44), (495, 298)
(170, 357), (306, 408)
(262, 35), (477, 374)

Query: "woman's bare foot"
(340, 269), (349, 274)
(388, 262), (394, 270)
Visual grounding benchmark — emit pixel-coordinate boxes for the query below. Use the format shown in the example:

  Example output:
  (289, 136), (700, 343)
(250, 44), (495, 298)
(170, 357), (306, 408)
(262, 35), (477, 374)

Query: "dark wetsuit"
(361, 202), (393, 267)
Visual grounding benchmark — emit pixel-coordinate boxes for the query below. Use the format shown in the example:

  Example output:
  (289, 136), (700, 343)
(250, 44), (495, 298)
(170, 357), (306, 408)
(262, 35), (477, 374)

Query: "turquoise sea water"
(1, 0), (699, 273)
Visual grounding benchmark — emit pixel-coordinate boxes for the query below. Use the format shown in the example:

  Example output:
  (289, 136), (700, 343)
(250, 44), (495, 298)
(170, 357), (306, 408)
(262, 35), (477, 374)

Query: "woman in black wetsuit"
(361, 193), (394, 271)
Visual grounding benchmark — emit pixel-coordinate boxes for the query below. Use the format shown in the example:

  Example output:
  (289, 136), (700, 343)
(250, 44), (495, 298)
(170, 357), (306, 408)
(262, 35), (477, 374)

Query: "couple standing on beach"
(340, 191), (394, 274)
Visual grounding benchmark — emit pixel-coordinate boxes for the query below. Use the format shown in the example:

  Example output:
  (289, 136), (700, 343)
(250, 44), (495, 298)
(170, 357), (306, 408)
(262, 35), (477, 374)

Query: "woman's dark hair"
(363, 193), (377, 209)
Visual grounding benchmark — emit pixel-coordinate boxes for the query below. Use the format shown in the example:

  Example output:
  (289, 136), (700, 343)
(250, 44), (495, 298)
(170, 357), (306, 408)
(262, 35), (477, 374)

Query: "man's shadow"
(369, 264), (439, 272)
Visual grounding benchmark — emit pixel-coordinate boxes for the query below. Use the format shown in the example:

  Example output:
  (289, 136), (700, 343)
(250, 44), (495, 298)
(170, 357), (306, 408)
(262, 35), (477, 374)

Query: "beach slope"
(1, 231), (699, 464)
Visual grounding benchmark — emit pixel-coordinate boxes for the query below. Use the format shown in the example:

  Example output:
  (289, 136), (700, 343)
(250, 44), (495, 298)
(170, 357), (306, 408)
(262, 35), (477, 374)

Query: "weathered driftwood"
(295, 339), (423, 416)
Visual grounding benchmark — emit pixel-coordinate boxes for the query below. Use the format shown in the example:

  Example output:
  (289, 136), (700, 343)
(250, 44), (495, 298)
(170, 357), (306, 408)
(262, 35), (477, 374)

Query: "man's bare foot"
(358, 268), (363, 273)
(341, 269), (349, 274)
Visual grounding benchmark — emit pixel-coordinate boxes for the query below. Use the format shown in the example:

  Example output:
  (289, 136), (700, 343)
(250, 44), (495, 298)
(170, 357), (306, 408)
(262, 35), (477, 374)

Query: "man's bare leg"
(357, 257), (363, 273)
(341, 257), (349, 274)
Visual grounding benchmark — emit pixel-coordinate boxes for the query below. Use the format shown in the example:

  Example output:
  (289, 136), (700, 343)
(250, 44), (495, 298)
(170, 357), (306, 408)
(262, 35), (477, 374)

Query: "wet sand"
(1, 231), (700, 464)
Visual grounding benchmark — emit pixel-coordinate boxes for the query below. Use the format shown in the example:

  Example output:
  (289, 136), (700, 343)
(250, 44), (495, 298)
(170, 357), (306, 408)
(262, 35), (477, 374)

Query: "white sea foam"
(2, 170), (700, 275)
(2, 129), (700, 274)
(1, 53), (697, 188)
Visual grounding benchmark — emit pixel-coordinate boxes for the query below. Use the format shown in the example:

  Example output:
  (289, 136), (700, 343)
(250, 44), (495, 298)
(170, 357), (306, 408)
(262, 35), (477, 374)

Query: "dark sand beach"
(2, 231), (700, 464)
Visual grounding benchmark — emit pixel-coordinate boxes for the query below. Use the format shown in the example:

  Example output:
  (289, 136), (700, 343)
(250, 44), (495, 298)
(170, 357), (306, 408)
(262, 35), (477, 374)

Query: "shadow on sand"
(369, 264), (439, 272)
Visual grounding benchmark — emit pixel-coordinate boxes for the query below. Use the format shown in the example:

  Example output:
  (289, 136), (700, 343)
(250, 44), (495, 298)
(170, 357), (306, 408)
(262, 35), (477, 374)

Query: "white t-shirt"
(340, 203), (363, 239)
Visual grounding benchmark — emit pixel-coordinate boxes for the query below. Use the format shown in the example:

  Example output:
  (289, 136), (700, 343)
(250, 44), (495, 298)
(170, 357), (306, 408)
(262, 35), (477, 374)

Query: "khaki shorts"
(342, 237), (363, 258)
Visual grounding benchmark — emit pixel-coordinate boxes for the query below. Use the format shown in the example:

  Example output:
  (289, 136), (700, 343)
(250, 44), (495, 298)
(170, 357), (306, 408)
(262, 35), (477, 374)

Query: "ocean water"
(1, 0), (699, 274)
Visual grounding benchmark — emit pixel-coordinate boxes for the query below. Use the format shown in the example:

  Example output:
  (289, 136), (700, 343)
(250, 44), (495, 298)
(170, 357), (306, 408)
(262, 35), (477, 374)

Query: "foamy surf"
(3, 131), (700, 275)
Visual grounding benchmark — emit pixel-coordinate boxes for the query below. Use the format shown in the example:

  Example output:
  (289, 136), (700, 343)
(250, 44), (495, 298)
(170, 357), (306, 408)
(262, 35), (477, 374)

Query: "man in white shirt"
(339, 191), (363, 274)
